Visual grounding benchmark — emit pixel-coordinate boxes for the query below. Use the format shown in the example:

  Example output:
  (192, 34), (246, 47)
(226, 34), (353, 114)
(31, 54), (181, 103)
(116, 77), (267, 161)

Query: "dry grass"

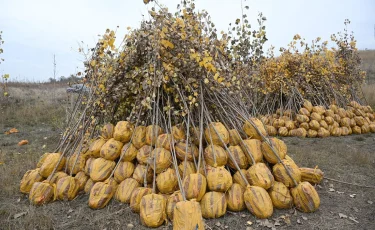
(359, 49), (375, 83)
(362, 84), (375, 108)
(0, 84), (75, 131)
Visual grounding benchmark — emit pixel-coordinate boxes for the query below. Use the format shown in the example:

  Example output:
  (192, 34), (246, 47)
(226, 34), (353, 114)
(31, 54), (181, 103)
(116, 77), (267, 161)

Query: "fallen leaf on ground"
(18, 140), (29, 146)
(349, 194), (356, 198)
(14, 211), (27, 219)
(349, 216), (359, 223)
(338, 213), (347, 218)
(329, 188), (335, 192)
(5, 128), (19, 135)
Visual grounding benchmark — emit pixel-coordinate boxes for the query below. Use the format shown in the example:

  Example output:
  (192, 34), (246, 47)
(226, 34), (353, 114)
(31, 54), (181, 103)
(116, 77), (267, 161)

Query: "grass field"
(0, 83), (374, 230)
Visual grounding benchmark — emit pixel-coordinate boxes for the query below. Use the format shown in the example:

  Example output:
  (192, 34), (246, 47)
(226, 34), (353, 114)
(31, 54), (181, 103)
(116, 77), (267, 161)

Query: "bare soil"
(1, 123), (374, 230)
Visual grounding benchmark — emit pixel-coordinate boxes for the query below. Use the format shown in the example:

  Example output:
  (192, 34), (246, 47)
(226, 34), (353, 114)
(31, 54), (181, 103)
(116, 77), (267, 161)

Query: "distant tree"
(0, 31), (3, 64)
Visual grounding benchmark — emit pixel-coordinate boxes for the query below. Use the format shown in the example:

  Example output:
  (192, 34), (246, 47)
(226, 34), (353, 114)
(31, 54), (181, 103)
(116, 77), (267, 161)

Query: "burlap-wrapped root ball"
(49, 171), (68, 184)
(90, 158), (116, 182)
(227, 145), (249, 169)
(299, 122), (309, 131)
(243, 118), (267, 140)
(206, 166), (232, 192)
(145, 125), (164, 146)
(299, 107), (310, 116)
(132, 126), (147, 149)
(352, 126), (362, 134)
(285, 120), (295, 130)
(204, 144), (228, 167)
(156, 168), (178, 194)
(166, 191), (184, 221)
(67, 153), (86, 175)
(36, 153), (50, 168)
(226, 183), (245, 211)
(200, 191), (227, 218)
(310, 112), (322, 122)
(87, 138), (107, 158)
(309, 120), (320, 131)
(150, 148), (172, 174)
(39, 153), (66, 178)
(317, 127), (330, 137)
(268, 181), (293, 209)
(296, 114), (309, 123)
(130, 187), (153, 213)
(229, 129), (242, 146)
(244, 186), (273, 219)
(137, 145), (152, 164)
(300, 167), (324, 184)
(56, 176), (80, 201)
(289, 128), (307, 137)
(113, 121), (134, 143)
(183, 173), (207, 201)
(303, 100), (313, 112)
(115, 178), (140, 203)
(175, 142), (199, 162)
(88, 181), (116, 209)
(290, 182), (320, 212)
(84, 178), (94, 194)
(104, 177), (118, 191)
(120, 143), (138, 162)
(133, 164), (153, 184)
(205, 122), (229, 147)
(246, 163), (275, 190)
(307, 129), (318, 138)
(100, 138), (123, 161)
(233, 169), (249, 188)
(84, 158), (94, 176)
(272, 159), (301, 187)
(261, 138), (287, 164)
(278, 127), (289, 137)
(29, 181), (56, 205)
(140, 194), (167, 228)
(273, 119), (285, 129)
(20, 169), (44, 194)
(265, 125), (277, 136)
(75, 171), (89, 191)
(114, 161), (135, 183)
(172, 124), (186, 141)
(178, 161), (196, 179)
(240, 139), (263, 164)
(155, 133), (173, 150)
(173, 200), (205, 230)
(101, 123), (114, 140)
(369, 123), (375, 133)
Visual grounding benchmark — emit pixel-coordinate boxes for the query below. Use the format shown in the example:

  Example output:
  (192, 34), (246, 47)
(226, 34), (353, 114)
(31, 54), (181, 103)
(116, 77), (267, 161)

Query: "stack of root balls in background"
(262, 100), (375, 138)
(20, 118), (323, 229)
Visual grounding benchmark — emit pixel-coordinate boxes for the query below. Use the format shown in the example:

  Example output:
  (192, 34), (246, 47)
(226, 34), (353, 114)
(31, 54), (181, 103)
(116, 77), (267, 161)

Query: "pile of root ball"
(262, 100), (375, 138)
(17, 0), (361, 228)
(20, 118), (324, 229)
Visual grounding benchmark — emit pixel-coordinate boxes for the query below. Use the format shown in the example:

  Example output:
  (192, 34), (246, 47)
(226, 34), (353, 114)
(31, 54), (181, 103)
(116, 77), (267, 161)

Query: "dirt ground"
(0, 85), (374, 230)
(1, 123), (374, 230)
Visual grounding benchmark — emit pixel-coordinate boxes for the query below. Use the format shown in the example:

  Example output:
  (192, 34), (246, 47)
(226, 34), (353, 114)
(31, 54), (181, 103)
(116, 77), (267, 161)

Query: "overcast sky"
(0, 0), (374, 82)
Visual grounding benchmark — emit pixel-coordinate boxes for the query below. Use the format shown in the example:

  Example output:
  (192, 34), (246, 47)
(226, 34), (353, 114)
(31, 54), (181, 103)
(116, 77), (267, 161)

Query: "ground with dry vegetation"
(0, 84), (374, 230)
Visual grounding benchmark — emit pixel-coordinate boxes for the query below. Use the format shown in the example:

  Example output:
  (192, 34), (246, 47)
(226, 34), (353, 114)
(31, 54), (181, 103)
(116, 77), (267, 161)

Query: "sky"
(0, 0), (374, 82)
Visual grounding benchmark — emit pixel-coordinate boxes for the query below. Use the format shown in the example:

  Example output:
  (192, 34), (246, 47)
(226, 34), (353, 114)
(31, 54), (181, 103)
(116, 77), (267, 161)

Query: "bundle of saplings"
(20, 1), (324, 229)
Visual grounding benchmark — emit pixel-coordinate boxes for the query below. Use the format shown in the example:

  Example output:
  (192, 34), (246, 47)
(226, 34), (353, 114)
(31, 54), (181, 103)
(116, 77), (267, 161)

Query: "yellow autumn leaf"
(161, 39), (174, 49)
(90, 60), (96, 67)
